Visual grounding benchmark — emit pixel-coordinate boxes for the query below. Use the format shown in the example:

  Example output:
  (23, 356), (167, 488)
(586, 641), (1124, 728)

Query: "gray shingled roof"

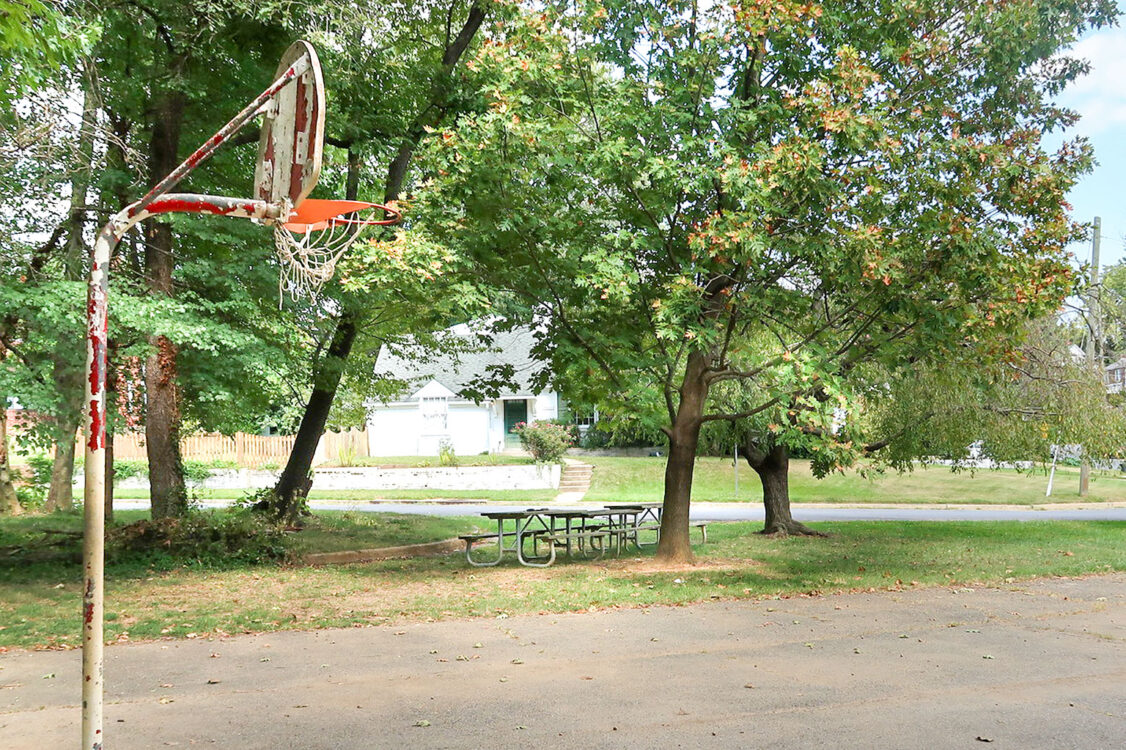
(373, 325), (544, 402)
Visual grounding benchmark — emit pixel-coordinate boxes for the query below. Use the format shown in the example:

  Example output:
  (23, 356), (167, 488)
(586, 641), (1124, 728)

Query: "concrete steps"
(556, 461), (593, 501)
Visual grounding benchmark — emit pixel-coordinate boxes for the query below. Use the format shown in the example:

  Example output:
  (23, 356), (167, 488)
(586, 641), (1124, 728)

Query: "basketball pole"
(78, 53), (309, 750)
(79, 39), (379, 749)
(82, 198), (277, 750)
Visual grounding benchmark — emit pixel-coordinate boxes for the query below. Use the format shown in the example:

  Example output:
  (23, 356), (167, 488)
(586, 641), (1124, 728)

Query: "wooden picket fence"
(104, 428), (369, 469)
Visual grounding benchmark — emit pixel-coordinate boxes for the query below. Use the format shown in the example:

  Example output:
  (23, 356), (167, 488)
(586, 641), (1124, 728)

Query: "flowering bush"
(513, 420), (574, 463)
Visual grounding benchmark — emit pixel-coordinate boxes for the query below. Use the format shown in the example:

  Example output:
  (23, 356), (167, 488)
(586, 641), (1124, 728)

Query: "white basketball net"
(272, 212), (369, 301)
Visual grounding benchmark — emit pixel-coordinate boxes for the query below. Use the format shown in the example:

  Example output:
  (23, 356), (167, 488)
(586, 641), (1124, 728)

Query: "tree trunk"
(144, 88), (188, 520)
(46, 420), (79, 512)
(45, 354), (84, 512)
(262, 146), (363, 524)
(45, 74), (98, 514)
(145, 332), (187, 519)
(656, 351), (711, 562)
(740, 441), (825, 537)
(0, 402), (22, 516)
(261, 6), (487, 523)
(264, 316), (357, 523)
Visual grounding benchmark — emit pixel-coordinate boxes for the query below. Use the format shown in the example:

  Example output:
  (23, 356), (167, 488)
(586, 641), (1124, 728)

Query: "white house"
(366, 325), (562, 456)
(1106, 356), (1126, 394)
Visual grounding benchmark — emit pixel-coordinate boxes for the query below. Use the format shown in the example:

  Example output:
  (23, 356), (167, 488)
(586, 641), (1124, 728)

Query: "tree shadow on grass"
(704, 520), (1126, 592)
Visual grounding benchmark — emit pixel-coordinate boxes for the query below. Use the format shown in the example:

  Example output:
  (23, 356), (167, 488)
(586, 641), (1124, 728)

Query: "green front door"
(503, 399), (528, 447)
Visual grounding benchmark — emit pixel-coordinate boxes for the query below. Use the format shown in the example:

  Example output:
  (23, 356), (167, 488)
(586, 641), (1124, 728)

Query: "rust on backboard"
(255, 41), (325, 210)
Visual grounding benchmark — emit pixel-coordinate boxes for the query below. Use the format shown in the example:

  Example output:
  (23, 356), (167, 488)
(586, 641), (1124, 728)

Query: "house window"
(420, 396), (448, 433)
(572, 408), (598, 428)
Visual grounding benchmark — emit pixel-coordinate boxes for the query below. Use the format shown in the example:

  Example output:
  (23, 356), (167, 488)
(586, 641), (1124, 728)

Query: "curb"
(300, 538), (463, 566)
(367, 499), (480, 505)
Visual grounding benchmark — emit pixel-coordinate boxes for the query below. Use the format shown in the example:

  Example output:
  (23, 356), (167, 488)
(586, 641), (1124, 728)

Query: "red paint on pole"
(183, 133), (226, 169)
(87, 400), (104, 451)
(87, 305), (102, 387)
(87, 351), (101, 394)
(87, 258), (107, 452)
(87, 338), (102, 392)
(146, 197), (225, 215)
(144, 197), (263, 216)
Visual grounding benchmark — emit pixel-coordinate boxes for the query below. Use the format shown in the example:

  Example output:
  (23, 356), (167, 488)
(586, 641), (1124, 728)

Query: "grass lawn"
(91, 457), (1122, 506)
(102, 488), (559, 503)
(285, 511), (479, 554)
(0, 515), (1121, 649)
(582, 457), (1126, 505)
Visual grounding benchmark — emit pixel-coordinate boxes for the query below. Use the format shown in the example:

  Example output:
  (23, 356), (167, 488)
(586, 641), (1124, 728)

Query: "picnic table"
(603, 503), (663, 548)
(460, 508), (609, 567)
(459, 503), (704, 567)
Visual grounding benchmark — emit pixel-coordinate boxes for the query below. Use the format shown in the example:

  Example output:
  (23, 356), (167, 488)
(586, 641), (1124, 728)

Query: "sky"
(1054, 21), (1126, 270)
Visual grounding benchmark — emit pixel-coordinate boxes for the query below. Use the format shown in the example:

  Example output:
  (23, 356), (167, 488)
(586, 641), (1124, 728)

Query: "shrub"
(16, 454), (52, 508)
(438, 438), (458, 467)
(513, 420), (574, 463)
(547, 419), (581, 445)
(111, 459), (148, 482)
(183, 460), (214, 486)
(580, 426), (612, 450)
(15, 484), (46, 511)
(107, 509), (290, 566)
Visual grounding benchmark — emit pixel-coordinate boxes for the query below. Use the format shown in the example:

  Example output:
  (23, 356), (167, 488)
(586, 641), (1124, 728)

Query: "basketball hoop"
(272, 198), (401, 299)
(80, 39), (403, 750)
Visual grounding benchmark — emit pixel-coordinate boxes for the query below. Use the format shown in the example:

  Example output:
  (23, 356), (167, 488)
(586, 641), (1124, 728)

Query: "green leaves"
(400, 0), (1115, 478)
(0, 0), (91, 107)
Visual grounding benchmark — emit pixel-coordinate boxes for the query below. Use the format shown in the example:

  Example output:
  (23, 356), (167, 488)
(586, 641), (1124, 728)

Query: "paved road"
(2, 575), (1123, 749)
(114, 497), (1126, 522)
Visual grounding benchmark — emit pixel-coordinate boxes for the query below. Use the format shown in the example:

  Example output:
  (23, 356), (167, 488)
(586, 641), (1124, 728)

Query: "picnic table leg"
(464, 519), (506, 567)
(635, 508), (660, 547)
(624, 512), (638, 552)
(579, 517), (600, 558)
(612, 513), (628, 556)
(577, 530), (608, 560)
(464, 538), (503, 567)
(522, 516), (553, 562)
(516, 517), (555, 567)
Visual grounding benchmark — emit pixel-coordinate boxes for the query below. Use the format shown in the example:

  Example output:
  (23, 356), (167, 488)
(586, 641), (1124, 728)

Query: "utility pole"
(1080, 216), (1101, 496)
